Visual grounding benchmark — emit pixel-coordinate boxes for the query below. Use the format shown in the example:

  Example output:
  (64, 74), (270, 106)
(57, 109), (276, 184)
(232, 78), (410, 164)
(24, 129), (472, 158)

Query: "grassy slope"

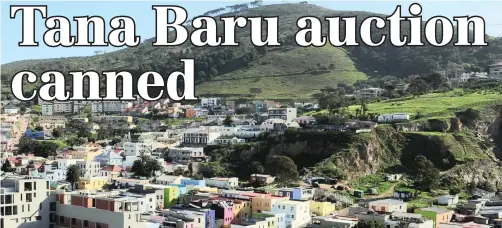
(306, 89), (502, 118)
(197, 46), (367, 99)
(357, 90), (502, 117)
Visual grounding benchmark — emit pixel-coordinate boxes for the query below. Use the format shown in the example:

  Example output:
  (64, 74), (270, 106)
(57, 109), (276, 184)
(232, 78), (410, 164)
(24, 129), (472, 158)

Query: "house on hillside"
(489, 61), (502, 80)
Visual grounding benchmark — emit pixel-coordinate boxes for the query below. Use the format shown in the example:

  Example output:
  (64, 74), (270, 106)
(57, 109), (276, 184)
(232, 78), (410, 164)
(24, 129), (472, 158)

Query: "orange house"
(185, 108), (197, 118)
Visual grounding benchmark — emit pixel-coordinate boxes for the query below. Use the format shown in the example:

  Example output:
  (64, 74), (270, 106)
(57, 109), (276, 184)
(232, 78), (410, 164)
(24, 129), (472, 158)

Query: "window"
(5, 207), (12, 216)
(84, 220), (89, 227)
(36, 216), (42, 221)
(26, 193), (32, 203)
(291, 215), (294, 219)
(72, 218), (76, 225)
(34, 182), (37, 190)
(13, 206), (17, 215)
(4, 195), (12, 204)
(39, 203), (42, 210)
(59, 216), (64, 224)
(22, 205), (24, 212)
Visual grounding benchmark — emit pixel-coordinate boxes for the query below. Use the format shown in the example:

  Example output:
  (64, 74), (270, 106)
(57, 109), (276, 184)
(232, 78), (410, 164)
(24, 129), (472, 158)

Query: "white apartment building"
(182, 128), (221, 145)
(355, 88), (385, 99)
(271, 200), (311, 228)
(38, 116), (67, 130)
(489, 62), (502, 80)
(41, 102), (74, 115)
(268, 108), (297, 122)
(56, 159), (84, 170)
(72, 101), (88, 113)
(123, 141), (157, 157)
(92, 102), (103, 113)
(76, 161), (102, 178)
(205, 177), (239, 189)
(201, 97), (219, 107)
(0, 177), (57, 228)
(167, 147), (207, 164)
(42, 103), (54, 116)
(92, 101), (133, 113)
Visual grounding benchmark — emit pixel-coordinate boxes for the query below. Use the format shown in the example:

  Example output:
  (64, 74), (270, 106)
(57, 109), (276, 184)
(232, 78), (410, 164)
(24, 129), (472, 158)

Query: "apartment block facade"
(0, 177), (56, 228)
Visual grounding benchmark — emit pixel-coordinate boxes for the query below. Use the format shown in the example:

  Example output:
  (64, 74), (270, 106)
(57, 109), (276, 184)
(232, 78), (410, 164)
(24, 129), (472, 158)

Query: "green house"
(415, 207), (453, 228)
(354, 190), (364, 198)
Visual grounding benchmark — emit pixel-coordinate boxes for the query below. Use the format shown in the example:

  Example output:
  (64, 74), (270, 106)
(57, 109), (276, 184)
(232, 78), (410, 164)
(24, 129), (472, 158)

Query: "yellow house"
(69, 143), (103, 161)
(232, 200), (252, 223)
(247, 194), (287, 213)
(309, 201), (336, 216)
(77, 176), (108, 190)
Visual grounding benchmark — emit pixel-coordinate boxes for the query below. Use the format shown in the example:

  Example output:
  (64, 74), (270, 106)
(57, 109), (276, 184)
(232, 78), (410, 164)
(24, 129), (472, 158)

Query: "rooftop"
(370, 199), (406, 205)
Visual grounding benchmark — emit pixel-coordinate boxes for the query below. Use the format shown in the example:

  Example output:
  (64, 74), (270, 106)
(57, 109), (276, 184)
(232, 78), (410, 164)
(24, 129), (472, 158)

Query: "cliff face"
(210, 107), (502, 184)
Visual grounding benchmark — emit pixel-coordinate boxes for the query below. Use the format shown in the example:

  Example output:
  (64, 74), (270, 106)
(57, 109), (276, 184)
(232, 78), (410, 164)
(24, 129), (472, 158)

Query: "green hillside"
(2, 3), (502, 99)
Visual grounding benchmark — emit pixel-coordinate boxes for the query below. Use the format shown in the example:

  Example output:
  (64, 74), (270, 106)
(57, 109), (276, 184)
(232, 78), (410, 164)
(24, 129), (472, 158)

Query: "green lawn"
(350, 90), (502, 117)
(39, 139), (67, 149)
(305, 89), (502, 118)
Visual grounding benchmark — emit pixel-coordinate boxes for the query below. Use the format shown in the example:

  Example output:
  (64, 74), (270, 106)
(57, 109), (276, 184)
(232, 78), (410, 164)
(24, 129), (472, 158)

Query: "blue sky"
(2, 0), (502, 64)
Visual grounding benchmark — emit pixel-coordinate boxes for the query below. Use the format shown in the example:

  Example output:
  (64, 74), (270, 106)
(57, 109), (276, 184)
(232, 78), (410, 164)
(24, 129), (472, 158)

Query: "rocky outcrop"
(394, 118), (462, 132)
(444, 160), (502, 189)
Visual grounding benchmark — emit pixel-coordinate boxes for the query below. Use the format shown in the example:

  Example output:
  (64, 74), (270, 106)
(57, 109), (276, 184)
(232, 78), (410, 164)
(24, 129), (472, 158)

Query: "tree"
(355, 221), (384, 228)
(66, 165), (81, 190)
(173, 168), (184, 176)
(312, 86), (347, 115)
(34, 126), (44, 131)
(198, 162), (228, 178)
(52, 127), (62, 138)
(18, 137), (37, 154)
(34, 142), (58, 158)
(145, 159), (163, 177)
(223, 115), (233, 127)
(1, 160), (12, 172)
(266, 155), (299, 186)
(19, 106), (27, 114)
(412, 156), (440, 192)
(131, 151), (163, 177)
(408, 78), (429, 98)
(396, 220), (410, 228)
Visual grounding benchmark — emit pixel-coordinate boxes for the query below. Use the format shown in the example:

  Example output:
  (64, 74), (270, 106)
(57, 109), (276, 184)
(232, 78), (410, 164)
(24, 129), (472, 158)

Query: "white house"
(76, 160), (102, 178)
(271, 200), (311, 228)
(437, 195), (459, 206)
(268, 108), (297, 122)
(368, 199), (407, 213)
(205, 177), (239, 189)
(489, 61), (502, 80)
(167, 147), (207, 164)
(201, 97), (219, 107)
(3, 106), (19, 115)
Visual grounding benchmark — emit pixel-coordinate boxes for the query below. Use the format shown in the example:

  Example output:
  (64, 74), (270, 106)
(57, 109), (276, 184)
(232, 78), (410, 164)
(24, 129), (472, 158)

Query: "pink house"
(210, 201), (234, 226)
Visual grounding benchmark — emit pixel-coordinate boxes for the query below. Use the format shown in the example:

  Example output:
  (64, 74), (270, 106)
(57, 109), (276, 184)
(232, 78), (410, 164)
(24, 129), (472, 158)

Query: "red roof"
(102, 165), (122, 172)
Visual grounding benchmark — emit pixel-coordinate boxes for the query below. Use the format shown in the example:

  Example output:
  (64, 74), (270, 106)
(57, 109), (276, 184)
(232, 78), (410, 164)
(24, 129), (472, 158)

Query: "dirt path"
(365, 182), (399, 199)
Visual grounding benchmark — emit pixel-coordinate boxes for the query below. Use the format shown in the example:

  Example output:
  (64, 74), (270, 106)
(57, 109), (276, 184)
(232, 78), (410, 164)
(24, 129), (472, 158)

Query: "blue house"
(24, 129), (44, 140)
(181, 179), (206, 187)
(94, 150), (123, 166)
(253, 101), (264, 113)
(277, 187), (315, 200)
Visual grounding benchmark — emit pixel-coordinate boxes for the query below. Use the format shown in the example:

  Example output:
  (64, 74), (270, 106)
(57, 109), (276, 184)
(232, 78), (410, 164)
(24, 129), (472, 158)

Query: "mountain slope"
(1, 3), (501, 99)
